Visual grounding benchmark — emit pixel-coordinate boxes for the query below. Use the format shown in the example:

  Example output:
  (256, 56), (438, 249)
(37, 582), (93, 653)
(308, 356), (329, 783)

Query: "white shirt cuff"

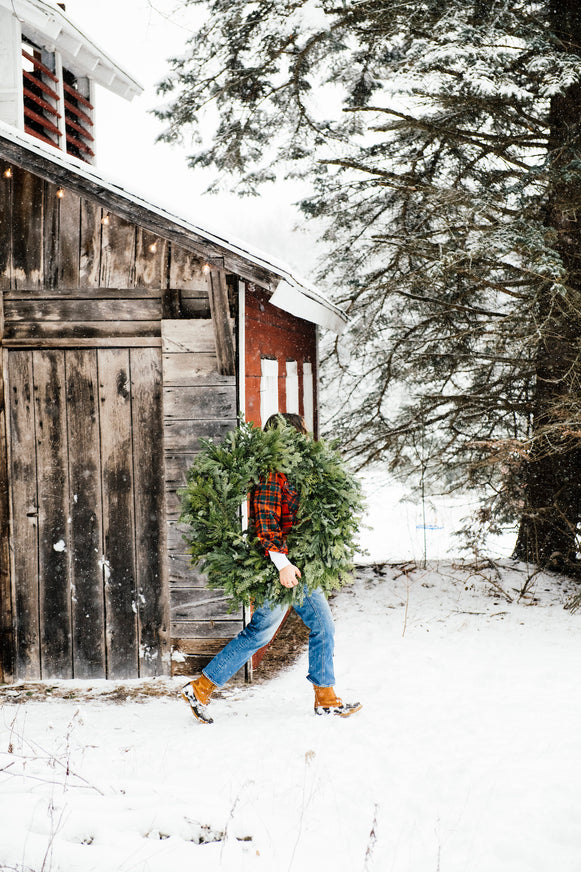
(268, 550), (291, 571)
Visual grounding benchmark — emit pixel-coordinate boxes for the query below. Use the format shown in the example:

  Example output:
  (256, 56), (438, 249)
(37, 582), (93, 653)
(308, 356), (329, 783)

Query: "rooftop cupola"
(0, 0), (142, 164)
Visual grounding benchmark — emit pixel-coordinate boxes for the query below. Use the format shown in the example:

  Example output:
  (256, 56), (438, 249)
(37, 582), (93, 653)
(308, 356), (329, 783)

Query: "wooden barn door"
(6, 346), (168, 680)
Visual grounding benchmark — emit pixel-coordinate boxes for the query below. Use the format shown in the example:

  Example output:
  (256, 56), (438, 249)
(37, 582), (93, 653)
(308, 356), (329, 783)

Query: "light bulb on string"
(101, 213), (110, 226)
(3, 167), (12, 179)
(56, 187), (65, 198)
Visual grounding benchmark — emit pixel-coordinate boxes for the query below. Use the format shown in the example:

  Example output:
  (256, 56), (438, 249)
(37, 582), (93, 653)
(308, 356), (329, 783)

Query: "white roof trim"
(1, 0), (142, 100)
(0, 121), (348, 334)
(270, 281), (347, 335)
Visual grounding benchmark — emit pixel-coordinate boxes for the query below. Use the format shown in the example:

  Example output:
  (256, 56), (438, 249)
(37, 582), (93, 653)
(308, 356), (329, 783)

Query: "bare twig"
(288, 752), (317, 871)
(363, 803), (379, 871)
(518, 567), (542, 602)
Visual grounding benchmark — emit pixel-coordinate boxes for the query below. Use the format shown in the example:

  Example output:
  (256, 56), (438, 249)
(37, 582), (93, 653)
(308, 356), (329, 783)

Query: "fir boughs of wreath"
(178, 419), (364, 608)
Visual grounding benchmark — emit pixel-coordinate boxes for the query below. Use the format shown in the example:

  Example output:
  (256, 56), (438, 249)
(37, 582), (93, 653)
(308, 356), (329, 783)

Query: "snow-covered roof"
(0, 121), (348, 333)
(0, 0), (142, 100)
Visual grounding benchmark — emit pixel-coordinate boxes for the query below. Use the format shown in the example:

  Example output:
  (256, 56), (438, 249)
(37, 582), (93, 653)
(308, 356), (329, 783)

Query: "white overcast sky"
(62, 0), (319, 278)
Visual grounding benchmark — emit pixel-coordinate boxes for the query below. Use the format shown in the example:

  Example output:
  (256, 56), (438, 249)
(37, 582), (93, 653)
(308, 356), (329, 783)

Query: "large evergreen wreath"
(178, 419), (364, 608)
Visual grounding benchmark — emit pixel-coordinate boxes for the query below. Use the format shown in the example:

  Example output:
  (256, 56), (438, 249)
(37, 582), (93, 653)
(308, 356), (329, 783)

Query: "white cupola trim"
(0, 0), (142, 99)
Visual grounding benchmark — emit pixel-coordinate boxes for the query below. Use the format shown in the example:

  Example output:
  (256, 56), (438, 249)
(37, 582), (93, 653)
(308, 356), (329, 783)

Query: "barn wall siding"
(0, 156), (324, 683)
(0, 161), (250, 681)
(161, 319), (243, 676)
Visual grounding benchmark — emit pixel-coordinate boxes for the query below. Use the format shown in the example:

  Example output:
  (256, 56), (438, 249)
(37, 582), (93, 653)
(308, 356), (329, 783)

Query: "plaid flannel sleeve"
(252, 472), (288, 555)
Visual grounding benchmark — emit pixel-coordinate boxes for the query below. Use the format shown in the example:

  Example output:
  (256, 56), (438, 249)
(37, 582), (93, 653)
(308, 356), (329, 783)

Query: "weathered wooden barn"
(0, 0), (347, 683)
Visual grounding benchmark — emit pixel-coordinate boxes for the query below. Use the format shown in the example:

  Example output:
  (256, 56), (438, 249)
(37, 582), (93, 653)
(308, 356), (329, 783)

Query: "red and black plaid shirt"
(251, 472), (299, 555)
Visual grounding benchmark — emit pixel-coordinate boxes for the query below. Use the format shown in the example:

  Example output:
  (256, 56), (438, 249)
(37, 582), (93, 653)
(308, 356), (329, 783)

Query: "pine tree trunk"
(513, 0), (581, 572)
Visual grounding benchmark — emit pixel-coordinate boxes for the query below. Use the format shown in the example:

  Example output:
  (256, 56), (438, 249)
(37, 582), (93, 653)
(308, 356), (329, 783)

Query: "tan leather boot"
(314, 685), (362, 718)
(181, 673), (216, 724)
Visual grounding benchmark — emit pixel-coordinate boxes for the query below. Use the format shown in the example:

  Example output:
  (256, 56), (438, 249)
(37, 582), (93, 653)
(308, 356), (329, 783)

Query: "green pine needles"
(178, 420), (364, 608)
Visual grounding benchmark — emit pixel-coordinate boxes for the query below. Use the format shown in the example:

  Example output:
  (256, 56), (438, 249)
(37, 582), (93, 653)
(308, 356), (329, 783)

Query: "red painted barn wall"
(245, 284), (318, 431)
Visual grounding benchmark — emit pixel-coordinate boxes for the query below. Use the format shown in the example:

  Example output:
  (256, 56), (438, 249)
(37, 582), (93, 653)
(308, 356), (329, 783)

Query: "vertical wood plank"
(98, 348), (138, 678)
(7, 351), (40, 678)
(130, 347), (170, 676)
(79, 198), (102, 288)
(12, 168), (43, 291)
(209, 269), (236, 375)
(135, 228), (167, 289)
(58, 190), (81, 289)
(169, 245), (209, 291)
(100, 213), (136, 288)
(0, 159), (13, 291)
(43, 180), (60, 290)
(66, 349), (106, 678)
(0, 346), (14, 681)
(33, 350), (72, 678)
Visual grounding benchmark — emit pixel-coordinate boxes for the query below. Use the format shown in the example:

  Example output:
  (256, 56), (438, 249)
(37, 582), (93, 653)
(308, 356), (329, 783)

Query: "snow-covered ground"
(357, 470), (516, 563)
(2, 561), (581, 872)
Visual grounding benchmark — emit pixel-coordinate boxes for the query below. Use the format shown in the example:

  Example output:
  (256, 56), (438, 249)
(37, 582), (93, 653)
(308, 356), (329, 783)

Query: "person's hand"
(279, 564), (301, 588)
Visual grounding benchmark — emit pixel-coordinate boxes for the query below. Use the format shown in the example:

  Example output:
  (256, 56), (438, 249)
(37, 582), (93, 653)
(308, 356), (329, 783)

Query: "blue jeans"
(203, 586), (335, 688)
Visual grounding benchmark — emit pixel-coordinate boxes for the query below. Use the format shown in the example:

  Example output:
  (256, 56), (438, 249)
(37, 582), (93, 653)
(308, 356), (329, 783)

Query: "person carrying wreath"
(181, 412), (362, 724)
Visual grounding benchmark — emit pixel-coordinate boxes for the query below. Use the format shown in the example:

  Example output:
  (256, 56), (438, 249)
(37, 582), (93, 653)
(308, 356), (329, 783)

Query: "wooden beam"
(2, 337), (162, 348)
(209, 269), (236, 376)
(4, 321), (161, 341)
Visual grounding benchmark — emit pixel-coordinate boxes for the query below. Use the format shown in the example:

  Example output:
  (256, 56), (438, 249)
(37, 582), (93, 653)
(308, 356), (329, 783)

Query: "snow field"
(1, 563), (581, 871)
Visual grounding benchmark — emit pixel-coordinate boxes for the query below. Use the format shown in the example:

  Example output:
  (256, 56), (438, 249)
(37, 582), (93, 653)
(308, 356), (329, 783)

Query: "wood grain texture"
(4, 320), (161, 341)
(135, 229), (168, 290)
(58, 190), (81, 288)
(209, 269), (236, 375)
(0, 159), (13, 290)
(12, 168), (43, 290)
(164, 384), (237, 420)
(171, 589), (241, 621)
(164, 453), (198, 487)
(0, 343), (13, 681)
(98, 348), (139, 678)
(7, 351), (40, 679)
(4, 287), (161, 300)
(173, 637), (235, 655)
(162, 319), (217, 354)
(169, 245), (210, 292)
(33, 350), (72, 678)
(65, 349), (106, 678)
(43, 180), (60, 291)
(3, 337), (162, 349)
(162, 353), (225, 385)
(5, 298), (161, 323)
(171, 620), (244, 639)
(100, 212), (136, 288)
(163, 418), (236, 453)
(130, 347), (170, 677)
(79, 199), (101, 288)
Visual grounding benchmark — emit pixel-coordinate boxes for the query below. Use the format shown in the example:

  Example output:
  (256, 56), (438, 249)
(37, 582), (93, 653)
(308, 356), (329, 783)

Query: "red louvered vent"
(22, 43), (62, 148)
(63, 69), (94, 162)
(21, 39), (95, 163)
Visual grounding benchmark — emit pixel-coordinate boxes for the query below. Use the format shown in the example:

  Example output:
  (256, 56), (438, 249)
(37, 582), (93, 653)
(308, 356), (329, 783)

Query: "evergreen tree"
(156, 0), (581, 574)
